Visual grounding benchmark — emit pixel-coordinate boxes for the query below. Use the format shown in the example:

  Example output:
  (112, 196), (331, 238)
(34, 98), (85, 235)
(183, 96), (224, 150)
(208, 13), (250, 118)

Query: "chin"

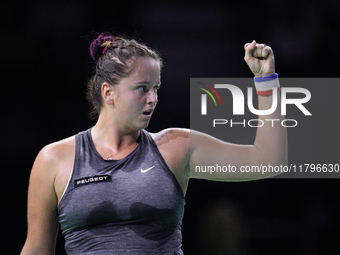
(135, 121), (150, 131)
(141, 123), (150, 130)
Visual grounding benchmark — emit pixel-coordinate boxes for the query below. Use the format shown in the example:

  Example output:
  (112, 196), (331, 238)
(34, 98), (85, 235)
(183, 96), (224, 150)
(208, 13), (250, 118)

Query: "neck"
(92, 112), (140, 159)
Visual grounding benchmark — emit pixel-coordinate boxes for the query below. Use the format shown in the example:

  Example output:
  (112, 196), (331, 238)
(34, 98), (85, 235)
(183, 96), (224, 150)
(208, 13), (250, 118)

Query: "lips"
(143, 109), (153, 116)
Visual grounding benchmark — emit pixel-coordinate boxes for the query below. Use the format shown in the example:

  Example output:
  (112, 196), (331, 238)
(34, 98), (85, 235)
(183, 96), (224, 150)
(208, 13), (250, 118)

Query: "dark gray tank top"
(58, 128), (185, 254)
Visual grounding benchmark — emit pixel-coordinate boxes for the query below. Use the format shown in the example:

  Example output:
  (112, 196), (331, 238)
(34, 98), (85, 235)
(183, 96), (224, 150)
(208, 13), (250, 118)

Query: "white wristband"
(254, 73), (280, 95)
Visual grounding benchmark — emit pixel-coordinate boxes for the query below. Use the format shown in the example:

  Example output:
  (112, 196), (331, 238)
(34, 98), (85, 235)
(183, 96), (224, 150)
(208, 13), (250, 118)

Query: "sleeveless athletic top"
(57, 128), (186, 255)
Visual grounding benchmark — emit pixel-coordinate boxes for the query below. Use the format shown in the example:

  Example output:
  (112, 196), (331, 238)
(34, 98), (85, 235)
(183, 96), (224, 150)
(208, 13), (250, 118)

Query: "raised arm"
(21, 145), (60, 255)
(189, 41), (288, 181)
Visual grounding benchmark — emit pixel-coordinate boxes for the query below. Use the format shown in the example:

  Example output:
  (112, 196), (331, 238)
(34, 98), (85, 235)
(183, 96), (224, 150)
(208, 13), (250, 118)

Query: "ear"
(101, 82), (114, 105)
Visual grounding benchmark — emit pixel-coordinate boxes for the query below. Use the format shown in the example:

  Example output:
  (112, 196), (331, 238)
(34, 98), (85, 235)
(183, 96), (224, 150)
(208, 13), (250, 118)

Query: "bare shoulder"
(149, 128), (192, 164)
(149, 128), (191, 194)
(150, 128), (222, 150)
(32, 136), (76, 200)
(149, 128), (191, 165)
(150, 128), (190, 146)
(36, 136), (76, 167)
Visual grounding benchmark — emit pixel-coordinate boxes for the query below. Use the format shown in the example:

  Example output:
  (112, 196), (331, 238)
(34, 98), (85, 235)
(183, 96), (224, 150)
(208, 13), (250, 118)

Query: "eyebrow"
(133, 81), (161, 86)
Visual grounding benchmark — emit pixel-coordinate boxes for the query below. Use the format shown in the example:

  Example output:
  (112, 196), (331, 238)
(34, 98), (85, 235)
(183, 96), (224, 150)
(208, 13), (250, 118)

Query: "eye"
(154, 85), (161, 92)
(138, 86), (147, 93)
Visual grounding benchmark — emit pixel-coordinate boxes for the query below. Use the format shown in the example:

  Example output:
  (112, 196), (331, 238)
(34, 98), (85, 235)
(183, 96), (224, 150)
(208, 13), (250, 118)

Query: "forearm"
(254, 91), (288, 167)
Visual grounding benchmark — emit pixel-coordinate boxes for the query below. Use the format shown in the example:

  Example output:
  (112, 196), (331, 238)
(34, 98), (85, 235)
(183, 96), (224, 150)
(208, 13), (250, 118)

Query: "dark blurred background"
(2, 0), (339, 254)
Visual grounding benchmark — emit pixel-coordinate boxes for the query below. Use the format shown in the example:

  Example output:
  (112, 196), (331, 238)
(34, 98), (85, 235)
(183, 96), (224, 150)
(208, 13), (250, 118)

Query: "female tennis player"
(21, 32), (287, 254)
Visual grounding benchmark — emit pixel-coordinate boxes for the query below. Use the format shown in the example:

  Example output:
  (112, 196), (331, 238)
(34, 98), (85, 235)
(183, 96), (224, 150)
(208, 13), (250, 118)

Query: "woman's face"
(111, 57), (161, 132)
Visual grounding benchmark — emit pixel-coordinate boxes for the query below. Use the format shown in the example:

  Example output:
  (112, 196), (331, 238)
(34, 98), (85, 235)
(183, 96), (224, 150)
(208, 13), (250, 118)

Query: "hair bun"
(89, 32), (115, 62)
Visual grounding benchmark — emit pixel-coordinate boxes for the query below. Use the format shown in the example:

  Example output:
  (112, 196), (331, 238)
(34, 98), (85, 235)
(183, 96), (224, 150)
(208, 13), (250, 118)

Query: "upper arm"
(21, 145), (60, 255)
(189, 130), (278, 181)
(154, 128), (263, 183)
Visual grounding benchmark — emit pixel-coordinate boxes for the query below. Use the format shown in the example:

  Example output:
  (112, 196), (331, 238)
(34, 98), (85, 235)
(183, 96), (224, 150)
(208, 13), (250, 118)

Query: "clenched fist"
(244, 40), (275, 78)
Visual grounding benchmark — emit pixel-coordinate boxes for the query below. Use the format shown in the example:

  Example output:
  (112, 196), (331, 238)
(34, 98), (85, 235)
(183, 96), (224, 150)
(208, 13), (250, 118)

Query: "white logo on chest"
(140, 166), (155, 173)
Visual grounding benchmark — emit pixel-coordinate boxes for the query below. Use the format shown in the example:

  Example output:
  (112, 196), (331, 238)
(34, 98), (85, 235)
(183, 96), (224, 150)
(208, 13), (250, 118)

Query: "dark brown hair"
(86, 32), (163, 120)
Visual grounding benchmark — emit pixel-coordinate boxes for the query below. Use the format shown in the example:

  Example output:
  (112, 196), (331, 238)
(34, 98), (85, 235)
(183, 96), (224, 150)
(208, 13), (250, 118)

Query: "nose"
(147, 89), (158, 106)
